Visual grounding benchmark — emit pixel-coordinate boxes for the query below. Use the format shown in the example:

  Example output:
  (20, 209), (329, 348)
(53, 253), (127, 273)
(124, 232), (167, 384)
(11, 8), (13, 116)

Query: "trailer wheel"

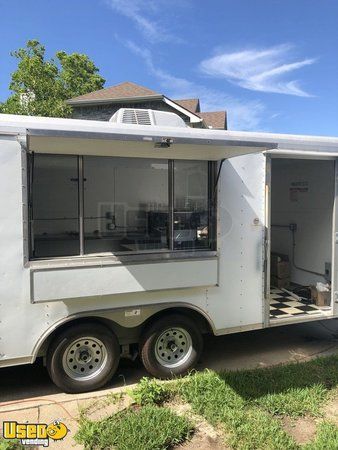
(140, 314), (203, 378)
(46, 322), (120, 393)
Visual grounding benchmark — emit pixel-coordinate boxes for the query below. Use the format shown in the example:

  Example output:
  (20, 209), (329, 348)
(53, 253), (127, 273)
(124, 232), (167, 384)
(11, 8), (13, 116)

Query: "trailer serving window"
(29, 154), (215, 259)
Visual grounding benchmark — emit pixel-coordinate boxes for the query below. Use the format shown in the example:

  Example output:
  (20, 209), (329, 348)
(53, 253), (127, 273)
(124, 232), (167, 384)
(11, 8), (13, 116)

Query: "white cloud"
(200, 92), (265, 131)
(106, 0), (183, 43)
(124, 41), (192, 90)
(125, 41), (266, 130)
(200, 44), (316, 97)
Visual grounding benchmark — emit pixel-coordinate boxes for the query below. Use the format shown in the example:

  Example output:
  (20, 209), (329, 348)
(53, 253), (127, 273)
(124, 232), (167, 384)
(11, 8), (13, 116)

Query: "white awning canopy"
(26, 128), (275, 160)
(0, 113), (276, 160)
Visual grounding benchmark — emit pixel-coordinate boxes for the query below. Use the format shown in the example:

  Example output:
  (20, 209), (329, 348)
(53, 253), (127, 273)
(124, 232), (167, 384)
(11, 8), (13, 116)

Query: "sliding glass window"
(83, 156), (169, 254)
(30, 154), (79, 258)
(173, 160), (212, 250)
(29, 154), (214, 259)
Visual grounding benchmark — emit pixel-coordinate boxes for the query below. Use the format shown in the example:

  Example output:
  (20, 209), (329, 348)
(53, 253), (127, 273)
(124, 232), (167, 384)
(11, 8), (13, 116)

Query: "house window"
(29, 154), (215, 259)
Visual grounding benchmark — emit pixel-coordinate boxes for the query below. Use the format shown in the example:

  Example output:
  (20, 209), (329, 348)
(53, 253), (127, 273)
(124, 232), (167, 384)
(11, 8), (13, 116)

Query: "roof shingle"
(197, 111), (227, 129)
(173, 98), (200, 113)
(68, 81), (161, 103)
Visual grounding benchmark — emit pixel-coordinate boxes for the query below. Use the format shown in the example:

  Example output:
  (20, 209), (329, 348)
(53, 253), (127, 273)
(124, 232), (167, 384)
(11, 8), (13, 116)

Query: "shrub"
(132, 377), (170, 406)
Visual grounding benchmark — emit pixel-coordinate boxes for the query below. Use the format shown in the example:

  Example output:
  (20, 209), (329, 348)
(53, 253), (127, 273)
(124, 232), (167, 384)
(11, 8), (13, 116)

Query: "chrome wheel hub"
(62, 337), (107, 381)
(155, 327), (192, 368)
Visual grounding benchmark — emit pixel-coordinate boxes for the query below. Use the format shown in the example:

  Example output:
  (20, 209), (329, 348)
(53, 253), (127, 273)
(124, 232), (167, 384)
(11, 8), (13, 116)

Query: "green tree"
(0, 40), (105, 117)
(56, 51), (105, 99)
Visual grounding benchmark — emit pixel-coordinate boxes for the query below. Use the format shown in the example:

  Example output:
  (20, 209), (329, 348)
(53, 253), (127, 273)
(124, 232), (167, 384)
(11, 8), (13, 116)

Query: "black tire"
(46, 322), (120, 393)
(140, 314), (203, 378)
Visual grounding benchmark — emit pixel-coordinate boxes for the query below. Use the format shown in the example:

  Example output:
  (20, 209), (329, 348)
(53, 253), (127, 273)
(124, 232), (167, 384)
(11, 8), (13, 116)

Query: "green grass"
(76, 355), (338, 450)
(176, 355), (338, 449)
(178, 370), (298, 450)
(253, 384), (327, 417)
(0, 439), (24, 450)
(304, 421), (338, 450)
(219, 355), (338, 417)
(75, 405), (193, 450)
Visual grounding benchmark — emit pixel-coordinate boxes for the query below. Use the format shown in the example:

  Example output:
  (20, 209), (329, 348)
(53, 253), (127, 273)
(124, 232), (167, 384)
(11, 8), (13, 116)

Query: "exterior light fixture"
(154, 137), (174, 148)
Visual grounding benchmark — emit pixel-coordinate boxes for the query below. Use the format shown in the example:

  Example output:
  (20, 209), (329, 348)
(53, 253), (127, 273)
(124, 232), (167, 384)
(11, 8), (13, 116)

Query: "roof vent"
(122, 108), (152, 125)
(109, 108), (187, 128)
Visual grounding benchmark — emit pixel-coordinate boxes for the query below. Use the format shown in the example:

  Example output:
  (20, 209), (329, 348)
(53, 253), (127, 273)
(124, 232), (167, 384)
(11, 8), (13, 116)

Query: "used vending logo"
(2, 419), (69, 447)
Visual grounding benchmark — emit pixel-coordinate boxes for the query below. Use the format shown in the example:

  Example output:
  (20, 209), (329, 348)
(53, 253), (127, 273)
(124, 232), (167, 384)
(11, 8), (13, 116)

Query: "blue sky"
(0, 0), (337, 135)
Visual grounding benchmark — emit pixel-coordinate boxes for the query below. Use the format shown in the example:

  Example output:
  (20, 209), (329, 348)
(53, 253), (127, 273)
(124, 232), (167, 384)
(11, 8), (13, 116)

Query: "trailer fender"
(31, 302), (216, 362)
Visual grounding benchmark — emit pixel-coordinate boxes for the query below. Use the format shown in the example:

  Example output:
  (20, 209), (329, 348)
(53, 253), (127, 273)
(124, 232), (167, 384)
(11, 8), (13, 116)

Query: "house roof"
(68, 81), (161, 104)
(197, 111), (227, 130)
(173, 98), (200, 113)
(67, 81), (227, 129)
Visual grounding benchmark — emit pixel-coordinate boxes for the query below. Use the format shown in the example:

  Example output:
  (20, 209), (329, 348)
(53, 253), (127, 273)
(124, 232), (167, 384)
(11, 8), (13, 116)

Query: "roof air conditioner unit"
(109, 108), (187, 128)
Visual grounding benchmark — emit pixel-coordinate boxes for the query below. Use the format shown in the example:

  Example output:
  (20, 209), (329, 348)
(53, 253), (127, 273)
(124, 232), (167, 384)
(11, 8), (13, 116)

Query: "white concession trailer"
(0, 109), (337, 393)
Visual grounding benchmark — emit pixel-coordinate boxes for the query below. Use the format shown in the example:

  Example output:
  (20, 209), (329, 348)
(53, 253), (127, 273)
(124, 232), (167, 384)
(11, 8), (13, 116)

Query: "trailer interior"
(269, 157), (335, 322)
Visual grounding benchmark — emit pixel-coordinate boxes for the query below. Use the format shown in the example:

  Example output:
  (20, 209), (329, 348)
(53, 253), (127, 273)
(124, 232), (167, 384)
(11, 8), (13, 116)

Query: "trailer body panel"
(1, 113), (338, 371)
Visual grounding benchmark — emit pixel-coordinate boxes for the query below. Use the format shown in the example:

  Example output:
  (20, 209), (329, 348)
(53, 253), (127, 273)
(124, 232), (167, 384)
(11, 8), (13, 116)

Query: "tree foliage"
(0, 40), (105, 117)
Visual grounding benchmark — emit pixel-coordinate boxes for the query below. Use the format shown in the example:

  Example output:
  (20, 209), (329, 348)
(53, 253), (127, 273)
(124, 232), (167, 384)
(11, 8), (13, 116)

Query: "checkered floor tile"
(270, 288), (323, 320)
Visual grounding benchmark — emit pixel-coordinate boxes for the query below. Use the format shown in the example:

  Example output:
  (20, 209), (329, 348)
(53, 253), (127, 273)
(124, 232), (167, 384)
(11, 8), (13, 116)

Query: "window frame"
(27, 153), (217, 262)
